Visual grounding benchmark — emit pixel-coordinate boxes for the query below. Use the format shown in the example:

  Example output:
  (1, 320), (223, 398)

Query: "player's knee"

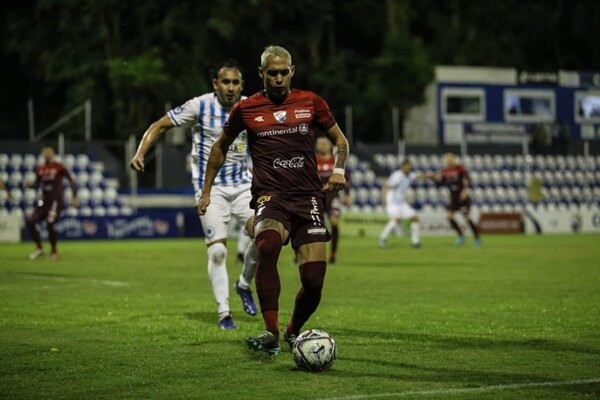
(207, 243), (227, 264)
(300, 264), (326, 292)
(256, 231), (282, 255)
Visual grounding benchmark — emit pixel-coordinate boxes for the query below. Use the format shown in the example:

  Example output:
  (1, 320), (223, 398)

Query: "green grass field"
(1, 234), (599, 399)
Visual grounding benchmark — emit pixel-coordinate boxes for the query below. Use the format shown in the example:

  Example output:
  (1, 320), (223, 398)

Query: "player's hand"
(129, 154), (145, 172)
(460, 190), (469, 201)
(323, 172), (346, 192)
(71, 196), (80, 208)
(196, 190), (211, 215)
(344, 194), (352, 208)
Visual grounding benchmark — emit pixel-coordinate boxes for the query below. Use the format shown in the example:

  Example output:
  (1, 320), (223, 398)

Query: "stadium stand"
(354, 153), (599, 214)
(0, 153), (130, 217)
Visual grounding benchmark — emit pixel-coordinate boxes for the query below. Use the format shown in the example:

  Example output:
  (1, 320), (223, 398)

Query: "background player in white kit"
(379, 159), (421, 248)
(130, 60), (257, 330)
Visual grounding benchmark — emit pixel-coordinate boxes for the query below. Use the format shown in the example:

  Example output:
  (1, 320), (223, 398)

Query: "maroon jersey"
(441, 164), (470, 194)
(224, 89), (336, 198)
(35, 161), (77, 202)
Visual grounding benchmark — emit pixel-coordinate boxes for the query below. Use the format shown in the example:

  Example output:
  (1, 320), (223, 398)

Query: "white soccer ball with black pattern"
(292, 329), (336, 372)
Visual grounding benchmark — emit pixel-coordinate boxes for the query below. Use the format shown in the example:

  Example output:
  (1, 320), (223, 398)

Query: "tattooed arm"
(324, 123), (350, 192)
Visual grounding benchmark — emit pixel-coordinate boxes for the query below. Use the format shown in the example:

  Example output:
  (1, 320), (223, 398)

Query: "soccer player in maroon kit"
(26, 145), (79, 260)
(428, 152), (481, 247)
(316, 136), (351, 263)
(198, 45), (349, 355)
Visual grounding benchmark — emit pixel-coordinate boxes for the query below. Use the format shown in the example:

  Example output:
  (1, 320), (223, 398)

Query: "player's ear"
(258, 67), (264, 80)
(290, 65), (295, 77)
(212, 78), (219, 91)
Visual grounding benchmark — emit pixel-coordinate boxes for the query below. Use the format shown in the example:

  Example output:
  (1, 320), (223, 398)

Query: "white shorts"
(386, 202), (416, 220)
(195, 183), (253, 243)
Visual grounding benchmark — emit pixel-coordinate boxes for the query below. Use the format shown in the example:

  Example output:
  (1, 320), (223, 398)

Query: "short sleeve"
(167, 97), (200, 128)
(312, 93), (336, 131)
(223, 101), (246, 137)
(386, 171), (402, 187)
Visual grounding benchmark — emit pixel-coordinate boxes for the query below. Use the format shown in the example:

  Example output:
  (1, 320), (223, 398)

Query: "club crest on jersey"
(273, 110), (287, 123)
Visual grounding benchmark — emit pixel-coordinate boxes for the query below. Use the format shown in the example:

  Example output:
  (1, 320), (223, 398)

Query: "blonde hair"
(260, 45), (292, 68)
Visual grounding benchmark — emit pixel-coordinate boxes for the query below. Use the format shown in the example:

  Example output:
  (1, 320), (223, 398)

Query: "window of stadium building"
(504, 89), (555, 122)
(442, 88), (485, 122)
(575, 91), (600, 123)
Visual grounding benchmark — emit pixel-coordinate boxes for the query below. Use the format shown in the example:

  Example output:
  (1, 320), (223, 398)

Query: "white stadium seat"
(0, 189), (8, 205)
(63, 154), (76, 170)
(364, 170), (376, 187)
(9, 171), (23, 187)
(77, 172), (90, 187)
(120, 205), (134, 216)
(347, 154), (359, 171)
(369, 188), (381, 205)
(91, 188), (104, 204)
(90, 171), (104, 187)
(65, 207), (79, 217)
(106, 205), (120, 216)
(93, 206), (106, 216)
(0, 171), (8, 184)
(76, 154), (90, 171)
(374, 154), (386, 169)
(10, 188), (23, 203)
(104, 187), (118, 203)
(385, 154), (398, 171)
(23, 154), (37, 171)
(0, 154), (9, 170)
(23, 188), (37, 204)
(10, 154), (23, 170)
(351, 170), (364, 187)
(79, 206), (93, 216)
(10, 207), (24, 219)
(77, 187), (91, 204)
(23, 171), (37, 187)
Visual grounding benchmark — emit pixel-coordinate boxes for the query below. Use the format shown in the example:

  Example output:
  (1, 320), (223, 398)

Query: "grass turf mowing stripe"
(318, 378), (600, 400)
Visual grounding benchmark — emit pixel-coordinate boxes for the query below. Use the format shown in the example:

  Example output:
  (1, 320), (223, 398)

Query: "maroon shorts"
(252, 192), (330, 250)
(447, 193), (471, 215)
(324, 193), (341, 218)
(27, 199), (64, 224)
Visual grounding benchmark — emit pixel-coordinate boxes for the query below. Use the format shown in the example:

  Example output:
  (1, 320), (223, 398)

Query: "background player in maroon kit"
(427, 152), (481, 247)
(198, 45), (349, 355)
(316, 136), (351, 263)
(26, 145), (79, 260)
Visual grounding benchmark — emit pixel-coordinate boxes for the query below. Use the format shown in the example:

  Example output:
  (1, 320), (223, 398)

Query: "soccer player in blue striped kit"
(130, 60), (257, 329)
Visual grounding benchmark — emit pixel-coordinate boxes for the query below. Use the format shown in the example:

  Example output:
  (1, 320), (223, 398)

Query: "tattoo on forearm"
(335, 143), (348, 169)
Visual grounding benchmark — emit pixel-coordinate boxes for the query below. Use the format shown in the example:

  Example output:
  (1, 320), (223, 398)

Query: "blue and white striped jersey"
(386, 170), (416, 205)
(167, 92), (251, 190)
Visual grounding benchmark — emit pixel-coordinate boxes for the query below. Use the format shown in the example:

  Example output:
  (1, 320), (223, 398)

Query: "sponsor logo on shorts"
(273, 156), (305, 169)
(309, 196), (322, 225)
(256, 195), (271, 206)
(307, 227), (326, 235)
(299, 123), (309, 135)
(273, 110), (287, 123)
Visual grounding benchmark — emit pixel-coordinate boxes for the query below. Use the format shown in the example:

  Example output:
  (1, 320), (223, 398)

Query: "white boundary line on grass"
(318, 378), (600, 400)
(1, 272), (130, 287)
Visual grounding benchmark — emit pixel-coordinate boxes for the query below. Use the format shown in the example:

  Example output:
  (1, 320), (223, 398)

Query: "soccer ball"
(292, 329), (336, 372)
